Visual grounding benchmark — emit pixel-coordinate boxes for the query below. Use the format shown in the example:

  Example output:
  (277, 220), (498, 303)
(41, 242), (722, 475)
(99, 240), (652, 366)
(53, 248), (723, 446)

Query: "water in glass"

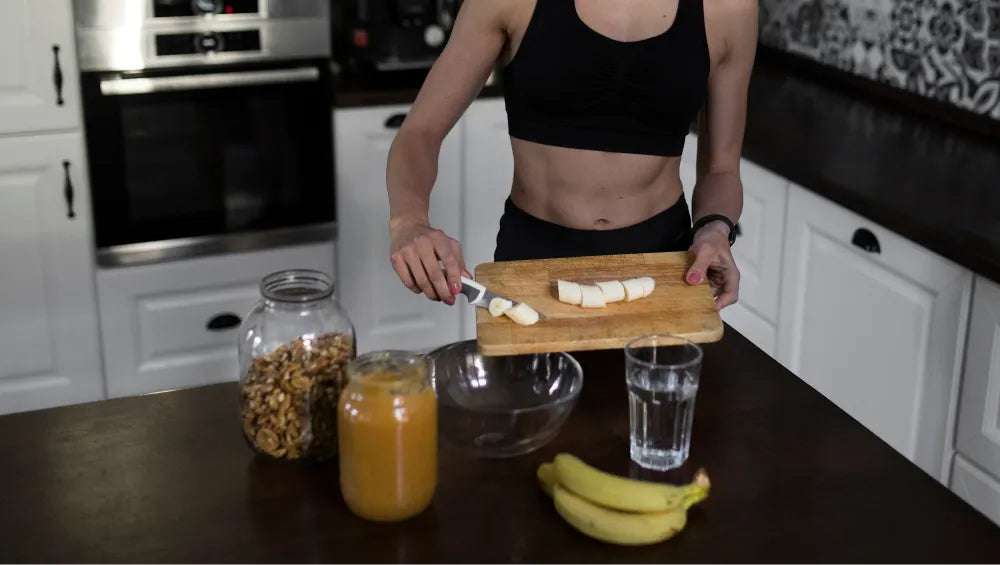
(625, 335), (702, 471)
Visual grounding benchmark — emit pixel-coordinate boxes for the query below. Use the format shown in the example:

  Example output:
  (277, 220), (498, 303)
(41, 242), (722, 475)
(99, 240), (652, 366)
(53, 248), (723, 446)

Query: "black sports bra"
(501, 0), (710, 157)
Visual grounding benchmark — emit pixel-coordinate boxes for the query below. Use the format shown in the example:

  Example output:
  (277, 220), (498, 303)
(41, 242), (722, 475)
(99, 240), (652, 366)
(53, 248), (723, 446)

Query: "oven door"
(81, 60), (335, 266)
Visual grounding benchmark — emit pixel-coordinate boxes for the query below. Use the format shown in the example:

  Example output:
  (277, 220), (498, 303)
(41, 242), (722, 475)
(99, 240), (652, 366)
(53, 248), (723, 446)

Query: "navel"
(594, 218), (611, 228)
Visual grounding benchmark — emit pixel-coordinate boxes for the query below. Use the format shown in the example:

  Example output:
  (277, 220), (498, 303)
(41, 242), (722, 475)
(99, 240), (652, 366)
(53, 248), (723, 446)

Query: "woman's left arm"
(686, 0), (758, 310)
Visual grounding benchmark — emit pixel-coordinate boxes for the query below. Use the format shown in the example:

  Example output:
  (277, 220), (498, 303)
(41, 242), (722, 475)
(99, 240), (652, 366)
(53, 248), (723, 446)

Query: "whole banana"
(553, 453), (710, 512)
(537, 456), (710, 546)
(552, 484), (689, 546)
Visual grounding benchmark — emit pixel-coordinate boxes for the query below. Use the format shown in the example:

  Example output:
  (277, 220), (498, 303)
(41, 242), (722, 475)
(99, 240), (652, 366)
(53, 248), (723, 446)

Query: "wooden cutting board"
(473, 251), (724, 356)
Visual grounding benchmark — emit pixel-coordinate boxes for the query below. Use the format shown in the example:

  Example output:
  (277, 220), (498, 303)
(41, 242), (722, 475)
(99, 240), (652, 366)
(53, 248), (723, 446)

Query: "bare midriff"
(508, 137), (686, 230)
(337, 371), (437, 522)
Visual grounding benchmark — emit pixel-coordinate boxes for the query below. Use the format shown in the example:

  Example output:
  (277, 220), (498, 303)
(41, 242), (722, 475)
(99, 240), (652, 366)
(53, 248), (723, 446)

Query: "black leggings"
(493, 195), (693, 262)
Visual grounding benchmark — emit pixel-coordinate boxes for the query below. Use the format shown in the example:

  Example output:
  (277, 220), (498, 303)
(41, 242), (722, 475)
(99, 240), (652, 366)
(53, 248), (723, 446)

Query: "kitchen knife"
(458, 276), (546, 319)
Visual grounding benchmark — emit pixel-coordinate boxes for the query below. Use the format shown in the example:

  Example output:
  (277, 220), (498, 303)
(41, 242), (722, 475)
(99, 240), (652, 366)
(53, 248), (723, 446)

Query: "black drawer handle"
(52, 45), (64, 106)
(384, 113), (407, 129)
(851, 228), (881, 253)
(206, 313), (241, 331)
(62, 160), (75, 219)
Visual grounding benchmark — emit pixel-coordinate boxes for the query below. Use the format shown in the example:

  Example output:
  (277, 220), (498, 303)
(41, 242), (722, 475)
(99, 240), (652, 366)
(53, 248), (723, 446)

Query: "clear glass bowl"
(425, 340), (583, 458)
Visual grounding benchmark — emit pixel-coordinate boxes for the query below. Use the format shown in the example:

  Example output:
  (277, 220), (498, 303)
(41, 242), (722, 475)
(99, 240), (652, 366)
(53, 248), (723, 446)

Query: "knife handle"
(459, 276), (486, 304)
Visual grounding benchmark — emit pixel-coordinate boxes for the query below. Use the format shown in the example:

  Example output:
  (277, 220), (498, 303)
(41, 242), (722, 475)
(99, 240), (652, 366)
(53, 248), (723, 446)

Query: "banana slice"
(488, 297), (514, 317)
(595, 281), (626, 303)
(557, 280), (583, 305)
(622, 279), (645, 302)
(504, 302), (540, 325)
(579, 285), (606, 308)
(638, 277), (656, 298)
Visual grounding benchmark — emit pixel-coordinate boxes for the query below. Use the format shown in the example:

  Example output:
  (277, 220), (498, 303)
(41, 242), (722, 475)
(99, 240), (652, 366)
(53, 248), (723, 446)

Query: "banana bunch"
(536, 453), (710, 546)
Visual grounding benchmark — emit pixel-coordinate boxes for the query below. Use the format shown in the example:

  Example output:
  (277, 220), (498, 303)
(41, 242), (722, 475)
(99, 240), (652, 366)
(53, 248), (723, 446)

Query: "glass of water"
(624, 334), (703, 471)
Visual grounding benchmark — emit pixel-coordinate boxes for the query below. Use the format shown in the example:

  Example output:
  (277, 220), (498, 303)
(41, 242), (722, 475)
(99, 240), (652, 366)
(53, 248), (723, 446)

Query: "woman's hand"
(685, 221), (740, 310)
(389, 217), (468, 305)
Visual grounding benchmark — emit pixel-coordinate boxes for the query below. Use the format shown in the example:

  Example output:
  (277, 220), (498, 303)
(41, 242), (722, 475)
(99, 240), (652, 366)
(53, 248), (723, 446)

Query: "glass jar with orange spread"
(337, 350), (437, 522)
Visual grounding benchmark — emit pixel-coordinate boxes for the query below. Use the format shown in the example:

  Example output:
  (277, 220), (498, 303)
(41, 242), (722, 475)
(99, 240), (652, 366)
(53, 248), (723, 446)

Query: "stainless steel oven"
(75, 0), (336, 267)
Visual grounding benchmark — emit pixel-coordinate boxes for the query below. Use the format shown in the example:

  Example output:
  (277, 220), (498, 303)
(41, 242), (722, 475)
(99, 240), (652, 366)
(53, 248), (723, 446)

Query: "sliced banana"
(595, 281), (626, 303)
(638, 277), (656, 298)
(488, 297), (514, 317)
(557, 280), (583, 305)
(579, 285), (606, 308)
(622, 278), (645, 302)
(504, 302), (540, 325)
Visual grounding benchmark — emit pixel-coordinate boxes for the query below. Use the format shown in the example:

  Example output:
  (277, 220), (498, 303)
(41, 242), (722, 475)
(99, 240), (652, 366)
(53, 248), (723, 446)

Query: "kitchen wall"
(758, 0), (1000, 122)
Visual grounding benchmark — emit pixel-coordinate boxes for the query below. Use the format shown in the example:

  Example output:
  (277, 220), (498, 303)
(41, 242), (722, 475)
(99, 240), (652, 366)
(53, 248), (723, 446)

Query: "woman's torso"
(497, 0), (723, 230)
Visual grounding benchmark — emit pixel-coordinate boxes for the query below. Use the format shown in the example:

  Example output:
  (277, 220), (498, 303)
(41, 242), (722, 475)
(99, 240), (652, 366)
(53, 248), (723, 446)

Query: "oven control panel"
(153, 0), (259, 18)
(156, 30), (261, 55)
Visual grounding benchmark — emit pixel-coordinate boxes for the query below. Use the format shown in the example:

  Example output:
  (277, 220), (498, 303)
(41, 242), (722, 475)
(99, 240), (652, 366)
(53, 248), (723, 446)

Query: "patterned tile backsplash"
(759, 0), (1000, 122)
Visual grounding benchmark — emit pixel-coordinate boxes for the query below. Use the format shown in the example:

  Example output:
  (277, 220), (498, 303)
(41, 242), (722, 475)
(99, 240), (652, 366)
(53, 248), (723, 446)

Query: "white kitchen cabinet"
(0, 0), (81, 134)
(952, 276), (1000, 521)
(777, 186), (972, 482)
(334, 105), (463, 354)
(96, 242), (335, 398)
(680, 135), (787, 358)
(0, 133), (103, 415)
(461, 98), (514, 340)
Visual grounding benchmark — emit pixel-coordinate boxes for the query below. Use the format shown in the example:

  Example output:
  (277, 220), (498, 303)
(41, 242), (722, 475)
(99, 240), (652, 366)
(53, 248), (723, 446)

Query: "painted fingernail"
(688, 273), (702, 284)
(445, 297), (455, 306)
(451, 282), (461, 294)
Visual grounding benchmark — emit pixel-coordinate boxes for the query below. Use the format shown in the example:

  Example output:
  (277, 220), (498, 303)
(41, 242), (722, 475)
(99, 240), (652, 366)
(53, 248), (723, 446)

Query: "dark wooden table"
(1, 328), (997, 563)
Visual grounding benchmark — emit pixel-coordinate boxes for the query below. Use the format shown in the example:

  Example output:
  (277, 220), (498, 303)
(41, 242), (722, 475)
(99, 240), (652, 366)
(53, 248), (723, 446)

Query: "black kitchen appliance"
(74, 0), (336, 267)
(334, 0), (459, 74)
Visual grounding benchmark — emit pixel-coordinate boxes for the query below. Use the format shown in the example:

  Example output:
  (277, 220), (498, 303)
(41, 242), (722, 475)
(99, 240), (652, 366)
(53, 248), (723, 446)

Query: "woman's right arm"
(387, 0), (509, 305)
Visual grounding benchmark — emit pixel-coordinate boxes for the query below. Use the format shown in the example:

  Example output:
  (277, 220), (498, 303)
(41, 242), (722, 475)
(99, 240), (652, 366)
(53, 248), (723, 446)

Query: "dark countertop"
(1, 328), (997, 563)
(332, 55), (1000, 284)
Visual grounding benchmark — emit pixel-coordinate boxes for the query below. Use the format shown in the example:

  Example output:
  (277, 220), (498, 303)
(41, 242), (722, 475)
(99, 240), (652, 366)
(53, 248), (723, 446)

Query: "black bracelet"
(691, 214), (737, 246)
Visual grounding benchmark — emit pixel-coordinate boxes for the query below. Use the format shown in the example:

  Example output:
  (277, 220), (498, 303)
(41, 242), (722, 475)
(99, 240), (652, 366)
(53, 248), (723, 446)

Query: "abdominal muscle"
(508, 137), (686, 230)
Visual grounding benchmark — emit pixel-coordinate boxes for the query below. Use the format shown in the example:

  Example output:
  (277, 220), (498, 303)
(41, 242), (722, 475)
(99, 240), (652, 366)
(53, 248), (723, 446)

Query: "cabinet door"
(950, 454), (1000, 527)
(461, 99), (514, 340)
(335, 106), (463, 353)
(955, 276), (1000, 479)
(0, 0), (81, 134)
(97, 242), (335, 398)
(0, 134), (103, 414)
(777, 186), (971, 481)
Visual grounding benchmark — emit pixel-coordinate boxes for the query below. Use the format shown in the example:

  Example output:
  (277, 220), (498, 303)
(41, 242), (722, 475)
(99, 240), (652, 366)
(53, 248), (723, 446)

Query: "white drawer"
(97, 241), (335, 398)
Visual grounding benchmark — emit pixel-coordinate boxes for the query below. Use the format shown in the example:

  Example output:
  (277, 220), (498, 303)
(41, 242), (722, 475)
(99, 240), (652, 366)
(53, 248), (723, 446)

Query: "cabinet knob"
(851, 228), (881, 254)
(206, 313), (242, 331)
(384, 113), (407, 129)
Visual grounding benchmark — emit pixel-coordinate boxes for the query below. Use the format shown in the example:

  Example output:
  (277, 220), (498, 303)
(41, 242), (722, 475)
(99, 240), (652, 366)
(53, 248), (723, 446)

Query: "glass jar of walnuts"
(238, 269), (356, 461)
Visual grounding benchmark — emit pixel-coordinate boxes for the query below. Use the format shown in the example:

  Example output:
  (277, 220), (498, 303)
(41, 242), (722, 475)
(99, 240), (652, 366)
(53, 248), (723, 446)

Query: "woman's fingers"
(713, 261), (741, 311)
(416, 237), (454, 304)
(390, 252), (421, 294)
(404, 246), (440, 301)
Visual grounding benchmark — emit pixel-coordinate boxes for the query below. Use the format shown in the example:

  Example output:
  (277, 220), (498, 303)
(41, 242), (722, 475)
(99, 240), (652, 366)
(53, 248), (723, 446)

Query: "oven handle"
(99, 67), (320, 96)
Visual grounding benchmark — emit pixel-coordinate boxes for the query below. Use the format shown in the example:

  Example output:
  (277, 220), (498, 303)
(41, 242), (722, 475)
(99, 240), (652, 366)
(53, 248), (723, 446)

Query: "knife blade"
(458, 276), (546, 319)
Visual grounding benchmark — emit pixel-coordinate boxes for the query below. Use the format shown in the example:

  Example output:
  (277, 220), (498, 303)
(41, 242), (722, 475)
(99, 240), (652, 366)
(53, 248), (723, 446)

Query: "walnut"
(240, 332), (355, 460)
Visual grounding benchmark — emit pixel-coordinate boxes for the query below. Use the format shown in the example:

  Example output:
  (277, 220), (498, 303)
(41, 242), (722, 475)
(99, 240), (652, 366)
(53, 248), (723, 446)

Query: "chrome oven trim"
(97, 223), (337, 268)
(99, 66), (319, 95)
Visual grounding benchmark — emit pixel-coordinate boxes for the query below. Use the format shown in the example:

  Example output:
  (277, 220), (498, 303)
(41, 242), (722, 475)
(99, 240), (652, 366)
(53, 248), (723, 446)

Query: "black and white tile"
(759, 0), (1000, 121)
